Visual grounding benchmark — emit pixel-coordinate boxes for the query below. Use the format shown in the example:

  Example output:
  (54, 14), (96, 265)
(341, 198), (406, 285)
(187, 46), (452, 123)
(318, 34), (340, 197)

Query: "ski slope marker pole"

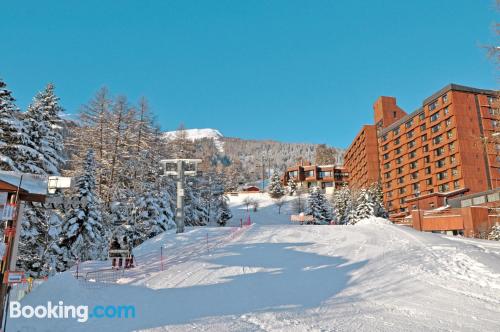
(206, 233), (209, 253)
(160, 247), (164, 271)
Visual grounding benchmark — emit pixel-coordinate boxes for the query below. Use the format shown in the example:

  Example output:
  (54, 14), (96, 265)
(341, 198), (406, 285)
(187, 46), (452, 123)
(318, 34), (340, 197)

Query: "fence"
(78, 222), (253, 287)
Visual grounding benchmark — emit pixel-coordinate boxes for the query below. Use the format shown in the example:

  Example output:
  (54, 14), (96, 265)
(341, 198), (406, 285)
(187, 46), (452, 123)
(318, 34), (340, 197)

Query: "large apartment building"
(283, 162), (349, 194)
(344, 124), (380, 190)
(376, 84), (498, 217)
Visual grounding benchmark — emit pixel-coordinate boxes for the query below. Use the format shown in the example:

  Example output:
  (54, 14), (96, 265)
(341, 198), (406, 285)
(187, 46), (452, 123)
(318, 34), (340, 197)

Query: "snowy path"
(10, 193), (500, 331)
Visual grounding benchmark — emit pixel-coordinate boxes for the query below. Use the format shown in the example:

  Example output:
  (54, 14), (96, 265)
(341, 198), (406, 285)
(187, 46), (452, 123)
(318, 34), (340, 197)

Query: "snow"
(163, 128), (224, 152)
(0, 171), (48, 195)
(355, 216), (393, 225)
(10, 193), (500, 331)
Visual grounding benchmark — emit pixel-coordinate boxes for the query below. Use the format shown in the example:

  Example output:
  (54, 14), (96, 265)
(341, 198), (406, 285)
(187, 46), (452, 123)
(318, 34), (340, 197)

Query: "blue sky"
(2, 0), (497, 148)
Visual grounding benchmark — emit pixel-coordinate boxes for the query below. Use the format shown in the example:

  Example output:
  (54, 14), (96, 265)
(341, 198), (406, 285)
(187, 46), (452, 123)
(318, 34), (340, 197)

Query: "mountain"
(162, 128), (344, 184)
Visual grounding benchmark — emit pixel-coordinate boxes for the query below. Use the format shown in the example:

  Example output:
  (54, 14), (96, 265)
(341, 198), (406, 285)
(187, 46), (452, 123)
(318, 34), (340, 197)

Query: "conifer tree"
(355, 189), (375, 222)
(268, 171), (285, 198)
(305, 187), (332, 224)
(287, 178), (297, 196)
(0, 78), (37, 172)
(488, 224), (500, 241)
(59, 150), (107, 268)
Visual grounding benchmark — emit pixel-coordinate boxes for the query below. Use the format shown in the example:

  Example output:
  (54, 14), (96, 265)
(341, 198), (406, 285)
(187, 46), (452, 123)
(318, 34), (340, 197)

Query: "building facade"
(344, 125), (380, 189)
(283, 161), (349, 194)
(375, 84), (498, 217)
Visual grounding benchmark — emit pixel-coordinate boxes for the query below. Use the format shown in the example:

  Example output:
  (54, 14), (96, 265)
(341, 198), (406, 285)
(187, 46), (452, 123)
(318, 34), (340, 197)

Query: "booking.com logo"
(9, 301), (135, 323)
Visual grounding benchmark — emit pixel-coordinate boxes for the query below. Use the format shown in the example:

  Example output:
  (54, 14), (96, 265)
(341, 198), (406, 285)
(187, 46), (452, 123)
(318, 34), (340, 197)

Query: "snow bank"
(355, 216), (393, 225)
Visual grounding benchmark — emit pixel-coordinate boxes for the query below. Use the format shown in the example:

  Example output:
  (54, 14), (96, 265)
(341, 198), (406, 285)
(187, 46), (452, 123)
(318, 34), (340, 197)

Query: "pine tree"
(0, 78), (38, 172)
(368, 182), (388, 218)
(59, 150), (107, 268)
(24, 83), (65, 175)
(305, 187), (332, 224)
(287, 178), (297, 196)
(268, 171), (285, 198)
(355, 189), (375, 222)
(488, 224), (500, 241)
(331, 186), (351, 224)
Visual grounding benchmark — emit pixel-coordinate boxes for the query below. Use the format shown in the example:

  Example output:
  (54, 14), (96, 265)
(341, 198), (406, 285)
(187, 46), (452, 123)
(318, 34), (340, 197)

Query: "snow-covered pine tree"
(17, 83), (67, 277)
(59, 150), (107, 268)
(208, 173), (232, 226)
(287, 178), (297, 196)
(488, 224), (500, 241)
(331, 186), (351, 224)
(268, 171), (285, 198)
(184, 177), (208, 226)
(368, 182), (388, 218)
(305, 186), (332, 224)
(354, 189), (375, 223)
(0, 78), (38, 172)
(24, 83), (65, 175)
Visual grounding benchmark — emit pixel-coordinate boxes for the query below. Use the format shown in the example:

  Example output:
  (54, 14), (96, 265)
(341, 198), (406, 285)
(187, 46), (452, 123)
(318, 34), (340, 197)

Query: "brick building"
(344, 125), (380, 190)
(282, 161), (348, 195)
(376, 84), (499, 218)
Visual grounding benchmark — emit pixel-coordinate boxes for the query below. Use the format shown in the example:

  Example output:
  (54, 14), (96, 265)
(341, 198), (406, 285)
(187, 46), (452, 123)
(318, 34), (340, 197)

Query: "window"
(408, 150), (417, 159)
(411, 172), (418, 180)
(426, 178), (433, 185)
(400, 199), (406, 205)
(410, 161), (418, 169)
(450, 154), (456, 164)
(424, 155), (430, 163)
(420, 124), (426, 131)
(437, 171), (448, 180)
(423, 144), (429, 152)
(442, 94), (448, 104)
(488, 96), (496, 105)
(438, 183), (450, 192)
(383, 153), (390, 160)
(447, 130), (453, 139)
(394, 137), (400, 145)
(393, 128), (400, 136)
(435, 147), (445, 156)
(433, 135), (443, 145)
(421, 134), (428, 142)
(425, 167), (431, 175)
(430, 112), (440, 122)
(419, 112), (426, 121)
(489, 108), (499, 116)
(387, 191), (392, 198)
(451, 167), (458, 176)
(398, 177), (404, 184)
(386, 181), (392, 188)
(384, 171), (391, 179)
(319, 171), (332, 178)
(405, 119), (414, 128)
(449, 143), (455, 152)
(382, 144), (388, 151)
(305, 170), (314, 177)
(397, 166), (404, 174)
(399, 187), (406, 194)
(395, 147), (402, 155)
(443, 107), (449, 115)
(407, 130), (415, 138)
(492, 120), (498, 128)
(435, 158), (446, 168)
(396, 157), (403, 164)
(408, 140), (416, 148)
(445, 118), (452, 127)
(382, 134), (388, 142)
(288, 171), (298, 178)
(384, 162), (390, 169)
(431, 124), (441, 133)
(429, 100), (438, 111)
(454, 180), (460, 189)
(412, 182), (420, 190)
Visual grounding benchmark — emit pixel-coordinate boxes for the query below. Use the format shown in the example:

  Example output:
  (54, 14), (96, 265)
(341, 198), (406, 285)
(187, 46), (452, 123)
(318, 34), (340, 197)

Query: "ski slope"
(10, 193), (500, 332)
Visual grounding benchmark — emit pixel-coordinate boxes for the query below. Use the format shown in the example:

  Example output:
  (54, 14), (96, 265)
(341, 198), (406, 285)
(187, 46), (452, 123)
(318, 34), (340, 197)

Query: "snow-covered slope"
(163, 128), (224, 152)
(10, 194), (500, 332)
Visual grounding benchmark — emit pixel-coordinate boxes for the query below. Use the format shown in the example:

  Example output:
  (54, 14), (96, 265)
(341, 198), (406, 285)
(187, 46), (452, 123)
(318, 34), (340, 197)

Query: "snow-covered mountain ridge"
(163, 128), (224, 152)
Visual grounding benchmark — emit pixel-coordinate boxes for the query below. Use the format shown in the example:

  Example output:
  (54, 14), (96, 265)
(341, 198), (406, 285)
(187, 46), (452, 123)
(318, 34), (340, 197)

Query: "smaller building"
(241, 186), (260, 193)
(283, 161), (348, 194)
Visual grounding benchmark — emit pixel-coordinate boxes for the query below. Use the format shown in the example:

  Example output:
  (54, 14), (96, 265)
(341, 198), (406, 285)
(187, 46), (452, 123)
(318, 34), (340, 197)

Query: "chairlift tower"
(160, 159), (202, 233)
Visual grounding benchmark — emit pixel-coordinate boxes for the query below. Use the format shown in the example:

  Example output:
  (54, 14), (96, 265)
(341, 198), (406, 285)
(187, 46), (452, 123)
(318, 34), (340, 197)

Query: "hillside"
(162, 128), (344, 183)
(11, 194), (500, 332)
